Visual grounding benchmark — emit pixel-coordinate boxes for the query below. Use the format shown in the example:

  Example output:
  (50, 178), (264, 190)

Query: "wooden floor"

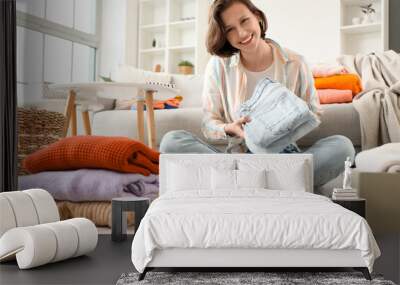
(1, 234), (398, 285)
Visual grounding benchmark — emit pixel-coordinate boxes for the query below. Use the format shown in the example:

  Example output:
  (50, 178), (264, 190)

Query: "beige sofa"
(92, 74), (362, 151)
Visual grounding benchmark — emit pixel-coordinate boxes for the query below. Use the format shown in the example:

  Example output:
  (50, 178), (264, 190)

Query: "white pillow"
(111, 65), (172, 84)
(166, 159), (235, 192)
(167, 162), (209, 191)
(211, 168), (268, 190)
(236, 169), (267, 189)
(211, 168), (236, 190)
(237, 158), (309, 192)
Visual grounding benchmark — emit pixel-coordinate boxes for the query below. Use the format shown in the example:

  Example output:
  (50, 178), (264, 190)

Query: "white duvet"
(131, 190), (380, 273)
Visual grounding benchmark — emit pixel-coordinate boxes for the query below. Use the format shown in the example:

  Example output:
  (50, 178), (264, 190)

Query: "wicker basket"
(17, 108), (66, 175)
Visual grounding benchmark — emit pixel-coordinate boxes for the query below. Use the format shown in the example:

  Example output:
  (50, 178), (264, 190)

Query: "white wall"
(99, 0), (127, 77)
(99, 0), (341, 74)
(253, 0), (341, 64)
(16, 0), (98, 110)
(195, 0), (341, 71)
(99, 0), (139, 78)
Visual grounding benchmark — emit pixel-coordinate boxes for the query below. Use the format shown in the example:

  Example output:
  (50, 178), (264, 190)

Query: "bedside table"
(332, 198), (366, 218)
(111, 197), (150, 242)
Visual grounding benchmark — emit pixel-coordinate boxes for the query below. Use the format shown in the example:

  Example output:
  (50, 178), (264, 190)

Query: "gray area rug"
(116, 271), (396, 285)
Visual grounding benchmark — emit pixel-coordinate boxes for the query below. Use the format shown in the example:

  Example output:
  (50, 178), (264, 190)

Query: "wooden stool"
(111, 197), (150, 242)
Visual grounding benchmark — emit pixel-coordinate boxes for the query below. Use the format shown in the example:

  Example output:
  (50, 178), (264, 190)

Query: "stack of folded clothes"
(131, 95), (183, 110)
(115, 95), (183, 111)
(19, 136), (160, 227)
(312, 64), (363, 104)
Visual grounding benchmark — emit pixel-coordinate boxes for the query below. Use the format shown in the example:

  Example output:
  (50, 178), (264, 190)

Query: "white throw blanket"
(355, 143), (400, 173)
(337, 51), (400, 150)
(131, 190), (380, 273)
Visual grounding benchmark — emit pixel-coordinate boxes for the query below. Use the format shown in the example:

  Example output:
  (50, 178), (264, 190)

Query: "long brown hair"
(206, 0), (268, 57)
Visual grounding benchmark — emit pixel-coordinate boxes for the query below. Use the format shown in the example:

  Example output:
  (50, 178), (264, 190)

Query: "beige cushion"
(93, 108), (205, 146)
(298, 103), (361, 147)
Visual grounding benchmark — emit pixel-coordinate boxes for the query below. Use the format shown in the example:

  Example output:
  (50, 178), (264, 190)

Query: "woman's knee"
(159, 130), (193, 153)
(328, 135), (355, 162)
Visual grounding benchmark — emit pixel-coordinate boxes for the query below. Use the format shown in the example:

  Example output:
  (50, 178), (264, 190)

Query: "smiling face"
(221, 2), (263, 54)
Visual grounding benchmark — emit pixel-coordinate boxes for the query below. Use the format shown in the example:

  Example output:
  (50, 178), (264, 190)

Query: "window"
(16, 0), (99, 106)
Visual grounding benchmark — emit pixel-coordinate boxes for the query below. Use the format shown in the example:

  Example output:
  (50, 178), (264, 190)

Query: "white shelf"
(139, 0), (201, 74)
(340, 23), (381, 34)
(140, 48), (165, 54)
(340, 0), (388, 55)
(168, 45), (195, 51)
(169, 19), (196, 28)
(140, 23), (166, 30)
(342, 0), (380, 6)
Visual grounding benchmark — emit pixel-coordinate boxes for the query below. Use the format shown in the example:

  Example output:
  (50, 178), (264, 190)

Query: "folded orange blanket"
(314, 74), (362, 95)
(317, 89), (353, 104)
(23, 136), (160, 175)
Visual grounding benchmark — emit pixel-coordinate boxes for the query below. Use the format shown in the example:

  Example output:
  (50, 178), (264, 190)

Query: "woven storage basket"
(17, 108), (66, 175)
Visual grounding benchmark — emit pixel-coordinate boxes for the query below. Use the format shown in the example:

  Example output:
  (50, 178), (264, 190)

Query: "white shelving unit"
(138, 0), (200, 74)
(340, 0), (388, 55)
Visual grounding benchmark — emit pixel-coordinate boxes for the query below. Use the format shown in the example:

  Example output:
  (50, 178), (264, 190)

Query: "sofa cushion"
(93, 108), (206, 145)
(298, 103), (361, 147)
(171, 74), (204, 108)
(93, 103), (361, 149)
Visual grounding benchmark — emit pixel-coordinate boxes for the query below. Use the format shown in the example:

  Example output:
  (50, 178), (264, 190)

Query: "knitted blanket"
(57, 201), (134, 228)
(18, 169), (159, 202)
(23, 136), (160, 175)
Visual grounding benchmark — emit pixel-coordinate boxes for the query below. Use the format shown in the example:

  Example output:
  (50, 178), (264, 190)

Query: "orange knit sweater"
(314, 74), (362, 96)
(23, 136), (160, 175)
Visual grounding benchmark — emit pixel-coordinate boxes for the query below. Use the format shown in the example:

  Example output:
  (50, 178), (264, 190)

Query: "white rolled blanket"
(0, 218), (98, 269)
(355, 143), (400, 172)
(0, 189), (98, 269)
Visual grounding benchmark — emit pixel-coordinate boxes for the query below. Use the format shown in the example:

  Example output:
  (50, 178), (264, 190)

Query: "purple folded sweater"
(18, 169), (159, 202)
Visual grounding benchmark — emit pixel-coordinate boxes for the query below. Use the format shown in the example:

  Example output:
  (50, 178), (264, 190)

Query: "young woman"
(160, 0), (355, 189)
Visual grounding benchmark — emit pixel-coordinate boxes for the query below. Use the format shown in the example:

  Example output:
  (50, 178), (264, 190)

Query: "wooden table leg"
(81, 110), (92, 135)
(63, 90), (76, 137)
(71, 104), (77, 136)
(136, 98), (145, 144)
(145, 90), (156, 149)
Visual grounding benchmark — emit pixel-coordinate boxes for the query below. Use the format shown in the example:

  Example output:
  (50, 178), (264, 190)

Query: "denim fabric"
(160, 131), (355, 189)
(239, 78), (320, 153)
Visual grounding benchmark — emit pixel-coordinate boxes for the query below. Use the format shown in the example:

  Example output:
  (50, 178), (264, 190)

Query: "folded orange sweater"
(317, 89), (353, 104)
(314, 74), (362, 96)
(23, 136), (160, 175)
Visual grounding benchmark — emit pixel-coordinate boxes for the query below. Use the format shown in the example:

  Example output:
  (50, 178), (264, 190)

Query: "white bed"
(131, 154), (380, 280)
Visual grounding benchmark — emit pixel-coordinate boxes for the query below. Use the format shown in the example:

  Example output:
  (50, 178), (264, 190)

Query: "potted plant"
(178, 60), (194, 75)
(360, 3), (376, 24)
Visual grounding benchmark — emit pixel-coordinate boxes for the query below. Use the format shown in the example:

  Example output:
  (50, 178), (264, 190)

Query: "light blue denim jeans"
(160, 130), (355, 189)
(239, 78), (320, 153)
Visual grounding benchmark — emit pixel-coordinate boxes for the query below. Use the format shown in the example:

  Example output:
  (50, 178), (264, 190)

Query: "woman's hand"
(224, 116), (251, 138)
